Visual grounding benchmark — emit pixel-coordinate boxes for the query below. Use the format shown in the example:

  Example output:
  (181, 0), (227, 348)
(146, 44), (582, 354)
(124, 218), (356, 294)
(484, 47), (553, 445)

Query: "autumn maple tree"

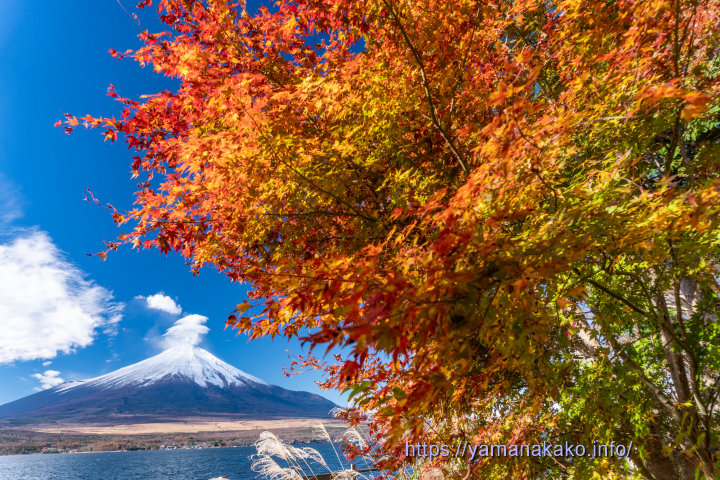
(62, 0), (720, 478)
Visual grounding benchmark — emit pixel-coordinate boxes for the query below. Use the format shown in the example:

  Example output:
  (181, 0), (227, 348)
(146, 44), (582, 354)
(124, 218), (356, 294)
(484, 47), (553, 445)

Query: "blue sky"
(0, 1), (345, 406)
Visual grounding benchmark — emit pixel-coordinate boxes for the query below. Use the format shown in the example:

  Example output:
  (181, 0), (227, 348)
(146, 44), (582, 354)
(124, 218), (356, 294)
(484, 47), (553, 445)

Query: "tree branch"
(381, 0), (468, 174)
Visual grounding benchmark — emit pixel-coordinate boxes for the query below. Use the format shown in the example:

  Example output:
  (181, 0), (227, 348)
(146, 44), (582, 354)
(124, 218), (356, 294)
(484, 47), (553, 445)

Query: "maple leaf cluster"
(62, 0), (720, 478)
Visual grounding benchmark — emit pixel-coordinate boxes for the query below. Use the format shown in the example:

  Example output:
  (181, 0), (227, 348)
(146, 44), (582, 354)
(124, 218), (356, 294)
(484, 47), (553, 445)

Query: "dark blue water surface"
(0, 443), (352, 480)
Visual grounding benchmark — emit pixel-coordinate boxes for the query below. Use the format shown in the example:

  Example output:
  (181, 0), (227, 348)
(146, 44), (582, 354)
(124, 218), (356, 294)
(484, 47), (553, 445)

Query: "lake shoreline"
(0, 422), (346, 456)
(0, 443), (352, 480)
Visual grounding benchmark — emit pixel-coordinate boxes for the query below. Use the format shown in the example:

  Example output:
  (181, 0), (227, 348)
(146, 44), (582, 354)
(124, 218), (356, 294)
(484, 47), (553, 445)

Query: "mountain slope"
(62, 347), (269, 390)
(0, 347), (338, 421)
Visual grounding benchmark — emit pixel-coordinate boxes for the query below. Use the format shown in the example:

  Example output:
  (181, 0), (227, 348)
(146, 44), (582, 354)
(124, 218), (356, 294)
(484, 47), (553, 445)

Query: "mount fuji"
(0, 347), (338, 422)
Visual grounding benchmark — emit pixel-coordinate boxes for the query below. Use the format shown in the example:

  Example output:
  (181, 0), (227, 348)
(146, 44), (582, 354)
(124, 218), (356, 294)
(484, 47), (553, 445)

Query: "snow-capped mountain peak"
(59, 346), (267, 391)
(0, 346), (339, 421)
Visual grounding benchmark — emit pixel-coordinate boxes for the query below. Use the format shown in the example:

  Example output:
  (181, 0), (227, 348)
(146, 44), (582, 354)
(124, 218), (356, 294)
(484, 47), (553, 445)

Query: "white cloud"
(0, 231), (123, 364)
(0, 173), (23, 227)
(144, 293), (182, 315)
(42, 361), (51, 367)
(32, 370), (65, 390)
(161, 314), (209, 349)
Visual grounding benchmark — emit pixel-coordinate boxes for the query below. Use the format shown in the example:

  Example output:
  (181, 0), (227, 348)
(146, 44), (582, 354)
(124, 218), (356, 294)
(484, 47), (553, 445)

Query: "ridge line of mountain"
(0, 347), (339, 422)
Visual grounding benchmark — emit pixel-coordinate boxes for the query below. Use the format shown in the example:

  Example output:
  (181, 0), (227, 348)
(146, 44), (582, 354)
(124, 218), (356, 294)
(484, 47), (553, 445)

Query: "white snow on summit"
(57, 347), (267, 391)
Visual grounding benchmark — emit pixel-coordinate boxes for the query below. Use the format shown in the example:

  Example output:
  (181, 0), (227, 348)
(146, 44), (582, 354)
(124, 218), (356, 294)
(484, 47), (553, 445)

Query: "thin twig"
(381, 0), (468, 174)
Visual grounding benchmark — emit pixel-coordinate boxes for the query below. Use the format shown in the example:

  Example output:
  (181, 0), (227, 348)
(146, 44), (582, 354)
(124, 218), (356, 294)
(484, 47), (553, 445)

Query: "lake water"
(0, 443), (356, 480)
